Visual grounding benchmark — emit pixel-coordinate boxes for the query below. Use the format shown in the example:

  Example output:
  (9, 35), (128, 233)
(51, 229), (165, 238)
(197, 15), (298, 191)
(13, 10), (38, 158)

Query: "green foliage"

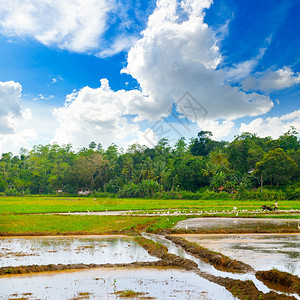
(255, 148), (298, 188)
(189, 131), (226, 156)
(200, 191), (232, 200)
(118, 180), (161, 198)
(278, 126), (300, 151)
(284, 182), (300, 200)
(154, 191), (182, 199)
(0, 129), (298, 196)
(5, 188), (20, 196)
(227, 133), (265, 173)
(176, 155), (207, 191)
(154, 190), (232, 200)
(236, 189), (287, 200)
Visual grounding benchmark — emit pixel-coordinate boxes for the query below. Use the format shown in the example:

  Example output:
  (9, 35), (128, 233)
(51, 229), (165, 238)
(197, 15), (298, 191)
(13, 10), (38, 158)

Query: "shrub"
(200, 190), (232, 200)
(235, 189), (287, 200)
(285, 187), (300, 200)
(118, 180), (161, 198)
(153, 190), (233, 200)
(5, 188), (20, 196)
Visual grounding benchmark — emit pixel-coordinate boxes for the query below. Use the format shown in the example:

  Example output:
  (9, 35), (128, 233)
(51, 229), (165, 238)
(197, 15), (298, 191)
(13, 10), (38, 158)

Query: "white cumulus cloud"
(0, 81), (41, 153)
(239, 110), (300, 139)
(0, 81), (23, 134)
(122, 0), (273, 121)
(97, 35), (139, 58)
(0, 128), (38, 154)
(53, 0), (276, 149)
(53, 79), (147, 149)
(242, 67), (300, 92)
(0, 0), (115, 52)
(197, 119), (235, 140)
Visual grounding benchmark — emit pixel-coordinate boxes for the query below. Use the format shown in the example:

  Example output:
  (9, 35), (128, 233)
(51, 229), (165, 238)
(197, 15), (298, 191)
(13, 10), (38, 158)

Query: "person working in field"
(274, 201), (278, 210)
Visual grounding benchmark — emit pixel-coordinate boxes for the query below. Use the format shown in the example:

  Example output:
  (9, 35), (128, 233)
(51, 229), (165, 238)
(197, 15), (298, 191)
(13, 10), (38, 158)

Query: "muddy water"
(0, 236), (158, 267)
(1, 233), (299, 299)
(143, 233), (272, 292)
(182, 233), (300, 276)
(0, 267), (235, 300)
(175, 217), (300, 231)
(144, 233), (300, 299)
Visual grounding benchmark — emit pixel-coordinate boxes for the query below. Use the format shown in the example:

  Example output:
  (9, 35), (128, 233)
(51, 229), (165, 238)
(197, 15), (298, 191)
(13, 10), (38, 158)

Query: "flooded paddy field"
(0, 267), (234, 300)
(0, 236), (158, 267)
(1, 217), (300, 299)
(180, 233), (300, 276)
(175, 217), (300, 232)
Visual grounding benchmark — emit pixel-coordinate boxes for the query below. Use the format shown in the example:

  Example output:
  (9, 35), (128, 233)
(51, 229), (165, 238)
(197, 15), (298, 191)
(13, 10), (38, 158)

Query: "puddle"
(0, 267), (235, 300)
(0, 236), (158, 267)
(182, 234), (300, 276)
(175, 217), (300, 231)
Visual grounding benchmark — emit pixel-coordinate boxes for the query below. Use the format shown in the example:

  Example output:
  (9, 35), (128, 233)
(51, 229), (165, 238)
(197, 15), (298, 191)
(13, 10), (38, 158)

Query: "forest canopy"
(0, 128), (299, 199)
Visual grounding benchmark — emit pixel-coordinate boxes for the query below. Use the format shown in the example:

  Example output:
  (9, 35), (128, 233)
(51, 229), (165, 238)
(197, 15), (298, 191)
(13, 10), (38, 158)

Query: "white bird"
(236, 212), (238, 217)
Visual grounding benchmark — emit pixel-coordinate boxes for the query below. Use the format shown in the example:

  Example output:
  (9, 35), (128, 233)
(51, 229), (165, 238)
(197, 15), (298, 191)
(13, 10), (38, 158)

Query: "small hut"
(78, 187), (92, 195)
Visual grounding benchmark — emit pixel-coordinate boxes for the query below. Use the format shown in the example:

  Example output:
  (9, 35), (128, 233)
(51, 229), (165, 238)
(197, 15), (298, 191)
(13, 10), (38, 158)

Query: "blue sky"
(0, 0), (299, 154)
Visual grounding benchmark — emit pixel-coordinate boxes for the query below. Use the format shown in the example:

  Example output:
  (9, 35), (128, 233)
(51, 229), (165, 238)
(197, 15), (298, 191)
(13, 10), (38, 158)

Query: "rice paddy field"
(0, 196), (299, 235)
(1, 196), (299, 300)
(1, 196), (299, 215)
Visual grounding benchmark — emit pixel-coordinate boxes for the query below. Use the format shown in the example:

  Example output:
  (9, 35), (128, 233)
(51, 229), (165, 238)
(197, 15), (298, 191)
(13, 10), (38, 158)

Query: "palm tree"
(209, 149), (239, 182)
(149, 161), (166, 184)
(139, 157), (152, 181)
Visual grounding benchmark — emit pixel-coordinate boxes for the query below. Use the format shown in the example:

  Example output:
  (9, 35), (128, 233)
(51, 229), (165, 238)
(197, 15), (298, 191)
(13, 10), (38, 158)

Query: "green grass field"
(0, 196), (299, 214)
(0, 196), (299, 235)
(0, 214), (173, 235)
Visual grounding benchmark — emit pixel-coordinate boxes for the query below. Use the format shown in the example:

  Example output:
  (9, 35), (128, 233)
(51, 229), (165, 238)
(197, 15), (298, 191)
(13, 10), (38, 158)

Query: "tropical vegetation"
(0, 128), (299, 199)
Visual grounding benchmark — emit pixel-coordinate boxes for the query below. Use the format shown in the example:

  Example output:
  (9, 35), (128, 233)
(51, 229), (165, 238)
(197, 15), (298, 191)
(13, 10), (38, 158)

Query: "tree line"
(0, 128), (299, 199)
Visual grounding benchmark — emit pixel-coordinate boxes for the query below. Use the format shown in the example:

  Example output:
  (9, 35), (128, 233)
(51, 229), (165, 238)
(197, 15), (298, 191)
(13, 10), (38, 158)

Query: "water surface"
(175, 217), (300, 231)
(183, 233), (300, 276)
(0, 267), (235, 300)
(0, 236), (158, 267)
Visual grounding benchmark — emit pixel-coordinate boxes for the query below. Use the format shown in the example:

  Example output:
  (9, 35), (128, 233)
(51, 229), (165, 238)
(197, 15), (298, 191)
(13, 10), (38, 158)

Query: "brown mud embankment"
(256, 269), (300, 296)
(135, 237), (198, 270)
(0, 260), (194, 277)
(136, 237), (296, 300)
(0, 262), (151, 276)
(199, 272), (297, 300)
(166, 235), (254, 273)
